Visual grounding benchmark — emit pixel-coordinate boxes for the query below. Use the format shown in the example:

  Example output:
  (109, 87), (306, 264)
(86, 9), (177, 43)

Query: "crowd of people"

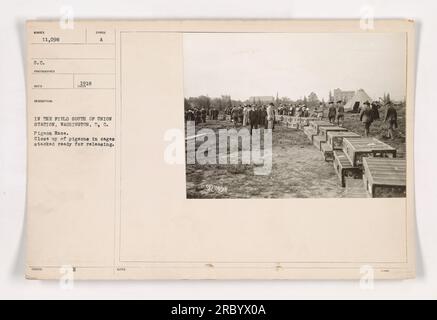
(358, 100), (399, 139)
(225, 103), (276, 135)
(185, 107), (220, 124)
(325, 99), (399, 139)
(327, 100), (346, 126)
(276, 104), (311, 117)
(185, 98), (400, 139)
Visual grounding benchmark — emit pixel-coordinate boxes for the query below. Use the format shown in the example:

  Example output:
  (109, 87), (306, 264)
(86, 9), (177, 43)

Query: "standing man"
(303, 105), (309, 117)
(328, 101), (336, 123)
(231, 106), (239, 127)
(290, 104), (295, 117)
(319, 102), (325, 120)
(201, 108), (207, 123)
(266, 102), (275, 130)
(238, 106), (244, 124)
(384, 101), (398, 139)
(360, 101), (373, 137)
(188, 109), (195, 122)
(195, 108), (201, 125)
(336, 100), (345, 126)
(259, 105), (268, 128)
(249, 105), (258, 135)
(296, 105), (303, 117)
(243, 105), (249, 126)
(371, 102), (380, 121)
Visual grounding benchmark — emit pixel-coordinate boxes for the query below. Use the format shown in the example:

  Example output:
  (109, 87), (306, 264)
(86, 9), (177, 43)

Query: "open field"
(186, 106), (406, 199)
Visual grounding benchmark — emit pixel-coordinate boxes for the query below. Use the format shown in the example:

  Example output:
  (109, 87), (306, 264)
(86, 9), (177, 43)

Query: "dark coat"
(384, 106), (398, 127)
(328, 106), (336, 117)
(249, 109), (259, 125)
(259, 108), (267, 122)
(360, 107), (373, 123)
(372, 104), (380, 120)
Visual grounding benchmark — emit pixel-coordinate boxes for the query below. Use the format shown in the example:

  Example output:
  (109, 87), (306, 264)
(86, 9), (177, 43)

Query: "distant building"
(333, 88), (355, 103)
(248, 96), (275, 104)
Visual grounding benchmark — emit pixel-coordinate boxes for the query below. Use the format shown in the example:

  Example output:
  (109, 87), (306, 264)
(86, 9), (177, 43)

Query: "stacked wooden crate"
(319, 126), (348, 140)
(298, 120), (405, 196)
(333, 150), (363, 187)
(318, 126), (348, 161)
(333, 137), (399, 189)
(311, 125), (346, 150)
(312, 134), (326, 150)
(327, 131), (361, 150)
(303, 126), (317, 142)
(362, 158), (406, 197)
(342, 138), (397, 168)
(281, 116), (319, 129)
(300, 117), (319, 128)
(320, 143), (335, 161)
(307, 121), (352, 161)
(310, 120), (335, 134)
(306, 120), (332, 144)
(288, 116), (300, 129)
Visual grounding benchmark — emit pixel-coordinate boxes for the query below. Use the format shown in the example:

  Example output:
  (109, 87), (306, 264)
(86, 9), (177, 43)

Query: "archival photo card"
(26, 20), (415, 280)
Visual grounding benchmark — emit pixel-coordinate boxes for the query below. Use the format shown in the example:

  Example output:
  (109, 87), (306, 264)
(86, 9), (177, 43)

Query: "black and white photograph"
(184, 33), (407, 199)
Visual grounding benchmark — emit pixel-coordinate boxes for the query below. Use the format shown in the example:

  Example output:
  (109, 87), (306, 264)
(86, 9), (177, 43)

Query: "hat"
(385, 100), (393, 106)
(328, 101), (334, 104)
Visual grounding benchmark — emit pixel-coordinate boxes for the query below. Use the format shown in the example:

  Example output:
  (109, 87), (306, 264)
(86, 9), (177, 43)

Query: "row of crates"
(278, 115), (319, 129)
(301, 120), (406, 198)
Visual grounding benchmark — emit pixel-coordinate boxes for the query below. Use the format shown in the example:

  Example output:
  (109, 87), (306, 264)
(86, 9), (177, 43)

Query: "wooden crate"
(319, 126), (348, 140)
(333, 150), (363, 187)
(309, 120), (334, 134)
(342, 137), (397, 168)
(327, 131), (361, 150)
(312, 135), (326, 150)
(321, 142), (334, 161)
(300, 117), (319, 127)
(283, 115), (290, 126)
(288, 116), (300, 129)
(362, 158), (406, 198)
(303, 126), (317, 142)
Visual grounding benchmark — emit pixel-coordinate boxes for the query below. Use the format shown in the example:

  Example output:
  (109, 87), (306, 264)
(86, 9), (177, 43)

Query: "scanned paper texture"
(26, 20), (416, 280)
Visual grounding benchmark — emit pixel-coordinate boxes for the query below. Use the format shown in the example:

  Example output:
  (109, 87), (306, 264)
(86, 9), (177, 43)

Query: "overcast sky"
(183, 32), (407, 101)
